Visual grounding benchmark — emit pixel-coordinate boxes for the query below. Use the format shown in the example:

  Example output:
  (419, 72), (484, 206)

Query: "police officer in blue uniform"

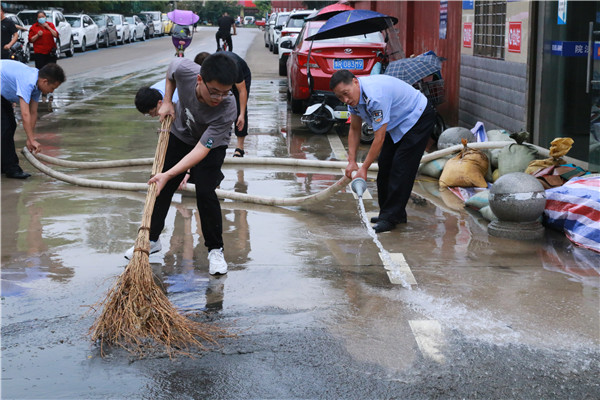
(1, 60), (65, 179)
(330, 70), (435, 233)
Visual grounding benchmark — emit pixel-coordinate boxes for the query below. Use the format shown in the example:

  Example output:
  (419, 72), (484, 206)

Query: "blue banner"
(463, 0), (473, 10)
(550, 41), (600, 59)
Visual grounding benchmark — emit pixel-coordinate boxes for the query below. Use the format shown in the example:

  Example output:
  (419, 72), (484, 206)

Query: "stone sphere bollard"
(437, 127), (475, 149)
(487, 172), (547, 239)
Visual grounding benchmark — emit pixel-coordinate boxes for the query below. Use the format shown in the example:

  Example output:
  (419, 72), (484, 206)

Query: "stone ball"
(489, 172), (546, 222)
(437, 127), (475, 149)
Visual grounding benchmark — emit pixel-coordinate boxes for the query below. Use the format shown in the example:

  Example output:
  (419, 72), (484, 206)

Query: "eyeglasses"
(203, 81), (230, 100)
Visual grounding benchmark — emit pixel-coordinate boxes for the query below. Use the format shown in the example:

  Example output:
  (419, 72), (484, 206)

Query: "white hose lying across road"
(23, 141), (544, 207)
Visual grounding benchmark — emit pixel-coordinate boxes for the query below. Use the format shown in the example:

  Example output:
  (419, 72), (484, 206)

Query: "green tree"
(254, 0), (270, 19)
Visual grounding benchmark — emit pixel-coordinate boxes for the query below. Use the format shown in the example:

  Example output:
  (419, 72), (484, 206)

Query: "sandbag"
(465, 190), (490, 210)
(486, 130), (515, 169)
(479, 206), (498, 222)
(497, 132), (537, 177)
(439, 139), (489, 189)
(525, 137), (574, 174)
(419, 155), (452, 179)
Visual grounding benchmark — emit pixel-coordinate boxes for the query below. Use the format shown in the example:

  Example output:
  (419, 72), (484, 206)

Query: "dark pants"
(376, 103), (436, 224)
(1, 96), (21, 174)
(215, 31), (232, 51)
(34, 52), (57, 70)
(150, 133), (226, 251)
(232, 81), (250, 137)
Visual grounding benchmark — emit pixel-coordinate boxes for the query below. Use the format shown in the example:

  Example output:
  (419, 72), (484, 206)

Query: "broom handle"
(140, 116), (173, 231)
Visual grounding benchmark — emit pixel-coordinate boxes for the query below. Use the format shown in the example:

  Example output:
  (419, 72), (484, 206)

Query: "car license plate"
(333, 59), (364, 70)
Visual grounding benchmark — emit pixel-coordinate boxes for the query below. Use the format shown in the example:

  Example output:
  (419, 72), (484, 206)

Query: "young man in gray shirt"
(126, 53), (237, 275)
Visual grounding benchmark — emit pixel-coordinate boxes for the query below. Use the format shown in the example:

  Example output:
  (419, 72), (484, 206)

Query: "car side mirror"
(275, 25), (283, 30)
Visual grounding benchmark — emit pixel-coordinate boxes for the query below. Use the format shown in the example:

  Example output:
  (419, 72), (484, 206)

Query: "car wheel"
(94, 37), (100, 49)
(81, 38), (86, 52)
(66, 39), (74, 57)
(273, 43), (279, 55)
(105, 35), (109, 47)
(269, 41), (273, 52)
(279, 58), (287, 76)
(291, 98), (304, 114)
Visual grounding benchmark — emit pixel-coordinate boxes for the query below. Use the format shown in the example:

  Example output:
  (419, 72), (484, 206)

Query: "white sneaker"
(124, 239), (162, 260)
(208, 248), (228, 275)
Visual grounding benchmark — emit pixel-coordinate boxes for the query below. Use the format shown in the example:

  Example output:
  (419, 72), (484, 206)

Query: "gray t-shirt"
(166, 58), (236, 148)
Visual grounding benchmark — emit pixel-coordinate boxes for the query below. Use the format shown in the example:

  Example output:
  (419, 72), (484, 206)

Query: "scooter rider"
(331, 69), (435, 233)
(215, 11), (236, 51)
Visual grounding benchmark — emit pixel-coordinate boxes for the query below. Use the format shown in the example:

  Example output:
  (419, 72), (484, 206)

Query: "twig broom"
(90, 116), (226, 357)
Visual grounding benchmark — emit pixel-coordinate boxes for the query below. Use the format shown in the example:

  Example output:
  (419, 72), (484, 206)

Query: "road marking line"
(380, 252), (417, 285)
(409, 320), (446, 363)
(328, 133), (347, 160)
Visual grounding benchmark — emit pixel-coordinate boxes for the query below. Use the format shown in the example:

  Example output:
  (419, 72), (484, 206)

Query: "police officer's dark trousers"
(377, 102), (436, 224)
(1, 96), (20, 174)
(150, 133), (226, 251)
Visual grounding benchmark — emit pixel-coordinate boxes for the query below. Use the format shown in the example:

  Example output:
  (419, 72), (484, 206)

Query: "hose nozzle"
(350, 177), (367, 198)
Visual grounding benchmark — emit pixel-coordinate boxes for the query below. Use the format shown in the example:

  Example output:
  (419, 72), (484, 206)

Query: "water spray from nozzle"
(350, 171), (367, 198)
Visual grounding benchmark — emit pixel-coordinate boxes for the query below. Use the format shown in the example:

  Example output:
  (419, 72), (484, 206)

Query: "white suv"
(140, 11), (163, 36)
(17, 8), (74, 58)
(269, 11), (290, 54)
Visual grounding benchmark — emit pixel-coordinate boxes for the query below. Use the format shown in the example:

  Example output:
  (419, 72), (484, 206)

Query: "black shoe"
(373, 220), (396, 233)
(5, 170), (31, 179)
(370, 216), (379, 223)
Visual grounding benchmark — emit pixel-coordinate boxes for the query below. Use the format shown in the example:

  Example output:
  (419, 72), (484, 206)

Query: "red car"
(286, 19), (386, 114)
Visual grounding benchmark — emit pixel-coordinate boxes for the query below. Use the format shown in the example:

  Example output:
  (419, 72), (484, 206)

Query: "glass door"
(588, 12), (600, 172)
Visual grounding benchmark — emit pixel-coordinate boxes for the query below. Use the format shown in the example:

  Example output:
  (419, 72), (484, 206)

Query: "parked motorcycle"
(300, 92), (350, 135)
(9, 41), (28, 64)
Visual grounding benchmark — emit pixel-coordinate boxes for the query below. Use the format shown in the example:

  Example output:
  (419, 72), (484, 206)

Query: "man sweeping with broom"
(125, 53), (238, 275)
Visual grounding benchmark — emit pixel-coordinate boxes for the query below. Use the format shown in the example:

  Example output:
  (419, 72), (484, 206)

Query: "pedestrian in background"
(1, 60), (66, 179)
(195, 51), (251, 157)
(1, 6), (19, 59)
(331, 69), (435, 233)
(28, 10), (58, 69)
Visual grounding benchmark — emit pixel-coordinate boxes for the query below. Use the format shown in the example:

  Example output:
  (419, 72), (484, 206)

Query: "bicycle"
(218, 36), (229, 52)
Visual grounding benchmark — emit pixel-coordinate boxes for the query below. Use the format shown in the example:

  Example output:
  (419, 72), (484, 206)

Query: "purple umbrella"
(167, 9), (199, 25)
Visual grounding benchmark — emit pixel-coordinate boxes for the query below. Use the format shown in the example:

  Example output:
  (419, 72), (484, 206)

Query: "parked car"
(64, 13), (98, 52)
(243, 16), (255, 25)
(125, 15), (145, 42)
(90, 14), (118, 47)
(106, 13), (130, 44)
(286, 19), (385, 113)
(138, 13), (155, 39)
(162, 13), (173, 34)
(141, 10), (163, 36)
(4, 13), (30, 62)
(278, 9), (314, 76)
(18, 8), (74, 58)
(268, 11), (290, 54)
(263, 13), (276, 48)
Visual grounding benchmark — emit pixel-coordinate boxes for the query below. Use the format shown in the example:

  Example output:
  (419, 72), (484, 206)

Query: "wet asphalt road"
(1, 27), (600, 399)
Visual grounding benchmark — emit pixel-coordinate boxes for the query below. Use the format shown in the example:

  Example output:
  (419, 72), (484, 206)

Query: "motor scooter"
(167, 9), (199, 57)
(9, 40), (28, 64)
(300, 91), (350, 135)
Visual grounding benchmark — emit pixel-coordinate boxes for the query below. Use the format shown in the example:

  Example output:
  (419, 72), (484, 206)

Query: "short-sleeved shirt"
(150, 79), (179, 104)
(1, 17), (18, 50)
(0, 59), (41, 104)
(217, 15), (234, 34)
(221, 51), (251, 93)
(348, 74), (428, 143)
(28, 22), (57, 54)
(166, 58), (236, 148)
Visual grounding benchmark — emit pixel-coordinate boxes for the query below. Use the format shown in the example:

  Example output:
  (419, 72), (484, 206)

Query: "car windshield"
(65, 16), (81, 27)
(287, 17), (306, 28)
(305, 22), (384, 44)
(125, 17), (134, 24)
(17, 11), (38, 25)
(276, 14), (289, 25)
(91, 15), (106, 26)
(138, 14), (148, 23)
(111, 15), (122, 24)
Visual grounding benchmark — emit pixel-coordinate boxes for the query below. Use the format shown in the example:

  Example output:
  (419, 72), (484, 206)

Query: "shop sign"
(508, 22), (522, 53)
(463, 22), (473, 48)
(550, 41), (596, 58)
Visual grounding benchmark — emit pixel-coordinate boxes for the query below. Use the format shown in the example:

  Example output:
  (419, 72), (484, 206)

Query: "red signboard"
(463, 22), (473, 48)
(508, 21), (522, 53)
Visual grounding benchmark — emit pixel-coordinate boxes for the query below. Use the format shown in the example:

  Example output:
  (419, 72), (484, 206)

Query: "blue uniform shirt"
(1, 60), (42, 104)
(151, 79), (179, 104)
(349, 74), (428, 143)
